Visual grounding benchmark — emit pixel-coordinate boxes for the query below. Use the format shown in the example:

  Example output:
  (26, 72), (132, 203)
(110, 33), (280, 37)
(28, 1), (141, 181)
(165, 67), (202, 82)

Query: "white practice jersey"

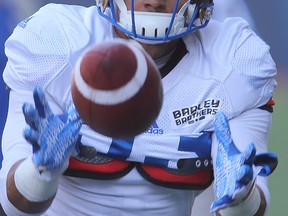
(0, 3), (277, 216)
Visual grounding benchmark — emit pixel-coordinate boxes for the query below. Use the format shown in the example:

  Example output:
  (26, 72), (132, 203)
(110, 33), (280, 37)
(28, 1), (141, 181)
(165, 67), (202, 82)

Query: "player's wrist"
(218, 184), (261, 216)
(14, 157), (60, 202)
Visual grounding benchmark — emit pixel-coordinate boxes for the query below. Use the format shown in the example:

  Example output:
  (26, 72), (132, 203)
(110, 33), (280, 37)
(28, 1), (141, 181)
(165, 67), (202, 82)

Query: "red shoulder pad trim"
(266, 98), (275, 106)
(64, 157), (134, 180)
(136, 164), (213, 190)
(68, 157), (131, 173)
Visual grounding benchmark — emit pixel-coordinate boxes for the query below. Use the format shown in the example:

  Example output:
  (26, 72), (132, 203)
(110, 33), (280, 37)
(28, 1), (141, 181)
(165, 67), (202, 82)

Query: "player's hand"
(22, 86), (82, 178)
(210, 111), (258, 213)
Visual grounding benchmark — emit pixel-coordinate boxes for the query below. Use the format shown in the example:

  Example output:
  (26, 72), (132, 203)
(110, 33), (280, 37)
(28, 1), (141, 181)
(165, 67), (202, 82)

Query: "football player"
(0, 0), (277, 215)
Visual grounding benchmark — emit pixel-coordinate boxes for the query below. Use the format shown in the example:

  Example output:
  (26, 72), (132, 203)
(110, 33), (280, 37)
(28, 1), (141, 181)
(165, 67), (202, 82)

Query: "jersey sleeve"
(224, 19), (277, 114)
(3, 5), (70, 91)
(3, 3), (92, 108)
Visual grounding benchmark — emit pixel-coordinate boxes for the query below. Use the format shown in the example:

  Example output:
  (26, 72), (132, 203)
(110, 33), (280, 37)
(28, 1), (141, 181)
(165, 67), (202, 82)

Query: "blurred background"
(0, 0), (287, 215)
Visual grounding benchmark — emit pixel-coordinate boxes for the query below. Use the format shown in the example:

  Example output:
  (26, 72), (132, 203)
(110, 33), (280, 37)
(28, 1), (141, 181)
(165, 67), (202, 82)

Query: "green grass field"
(267, 83), (288, 215)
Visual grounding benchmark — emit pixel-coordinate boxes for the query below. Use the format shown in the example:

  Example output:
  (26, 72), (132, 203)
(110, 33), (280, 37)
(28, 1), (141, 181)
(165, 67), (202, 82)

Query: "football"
(71, 39), (163, 139)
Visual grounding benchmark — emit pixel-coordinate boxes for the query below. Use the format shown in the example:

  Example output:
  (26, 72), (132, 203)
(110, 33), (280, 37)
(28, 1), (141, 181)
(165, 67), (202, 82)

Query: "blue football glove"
(22, 86), (82, 177)
(210, 112), (259, 213)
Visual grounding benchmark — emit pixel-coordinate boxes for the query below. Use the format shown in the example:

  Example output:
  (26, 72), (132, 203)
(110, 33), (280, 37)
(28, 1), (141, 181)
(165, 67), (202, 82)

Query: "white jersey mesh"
(5, 11), (70, 89)
(232, 30), (276, 91)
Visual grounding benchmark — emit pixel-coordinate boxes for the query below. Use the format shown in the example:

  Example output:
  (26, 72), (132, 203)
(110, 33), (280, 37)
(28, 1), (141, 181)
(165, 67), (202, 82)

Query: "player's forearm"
(216, 185), (266, 216)
(6, 159), (55, 214)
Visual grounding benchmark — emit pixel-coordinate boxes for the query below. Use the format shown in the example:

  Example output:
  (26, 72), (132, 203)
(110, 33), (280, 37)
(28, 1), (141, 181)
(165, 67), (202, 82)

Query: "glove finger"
(67, 104), (81, 122)
(23, 127), (40, 153)
(214, 112), (232, 146)
(243, 143), (256, 165)
(33, 86), (52, 118)
(210, 195), (233, 213)
(237, 164), (253, 186)
(254, 153), (278, 176)
(214, 112), (240, 154)
(57, 105), (81, 124)
(22, 103), (38, 130)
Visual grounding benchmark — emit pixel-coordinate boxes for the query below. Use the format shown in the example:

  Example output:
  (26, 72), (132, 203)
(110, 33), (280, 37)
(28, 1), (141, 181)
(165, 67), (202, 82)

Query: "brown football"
(71, 39), (163, 138)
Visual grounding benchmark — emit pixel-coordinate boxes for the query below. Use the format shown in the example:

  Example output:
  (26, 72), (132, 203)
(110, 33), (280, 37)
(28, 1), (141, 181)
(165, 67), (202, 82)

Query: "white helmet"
(96, 0), (214, 44)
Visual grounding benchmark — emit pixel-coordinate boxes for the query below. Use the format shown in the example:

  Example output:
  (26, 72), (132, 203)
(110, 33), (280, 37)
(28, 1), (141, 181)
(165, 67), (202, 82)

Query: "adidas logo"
(145, 122), (164, 135)
(18, 16), (34, 28)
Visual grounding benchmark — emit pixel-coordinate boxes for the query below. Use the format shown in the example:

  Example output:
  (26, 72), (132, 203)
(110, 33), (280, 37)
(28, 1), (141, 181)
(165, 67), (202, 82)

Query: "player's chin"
(139, 39), (179, 60)
(115, 27), (178, 59)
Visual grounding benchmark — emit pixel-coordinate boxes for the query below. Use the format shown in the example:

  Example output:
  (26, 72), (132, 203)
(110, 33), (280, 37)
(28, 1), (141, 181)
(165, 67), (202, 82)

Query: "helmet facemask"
(96, 0), (214, 44)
